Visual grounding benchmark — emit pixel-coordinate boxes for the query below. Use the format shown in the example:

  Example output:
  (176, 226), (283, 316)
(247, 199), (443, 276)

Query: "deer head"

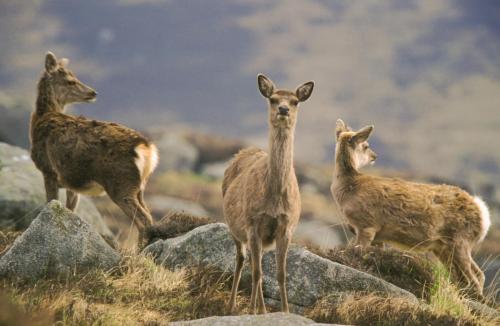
(336, 119), (377, 170)
(257, 74), (314, 130)
(43, 52), (97, 106)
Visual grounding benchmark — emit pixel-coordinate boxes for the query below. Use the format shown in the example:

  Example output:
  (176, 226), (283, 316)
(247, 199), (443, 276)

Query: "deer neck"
(334, 140), (359, 181)
(35, 77), (64, 115)
(266, 125), (295, 198)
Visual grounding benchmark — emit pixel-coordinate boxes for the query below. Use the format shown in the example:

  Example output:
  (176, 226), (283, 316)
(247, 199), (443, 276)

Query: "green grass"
(428, 263), (471, 318)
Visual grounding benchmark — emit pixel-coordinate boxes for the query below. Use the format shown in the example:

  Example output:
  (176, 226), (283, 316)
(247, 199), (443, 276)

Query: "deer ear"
(296, 81), (314, 102)
(45, 51), (58, 73)
(59, 58), (69, 67)
(336, 119), (348, 139)
(257, 74), (275, 98)
(352, 125), (374, 144)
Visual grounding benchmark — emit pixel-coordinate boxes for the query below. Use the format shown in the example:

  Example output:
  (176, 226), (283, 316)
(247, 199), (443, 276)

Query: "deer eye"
(67, 80), (77, 85)
(363, 144), (369, 150)
(290, 99), (298, 106)
(270, 98), (279, 105)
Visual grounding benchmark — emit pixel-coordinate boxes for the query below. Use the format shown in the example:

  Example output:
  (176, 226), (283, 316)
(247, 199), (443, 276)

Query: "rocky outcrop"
(146, 195), (209, 218)
(0, 201), (120, 281)
(144, 223), (417, 308)
(184, 131), (244, 165)
(0, 142), (112, 238)
(199, 161), (229, 179)
(169, 312), (329, 326)
(153, 132), (198, 172)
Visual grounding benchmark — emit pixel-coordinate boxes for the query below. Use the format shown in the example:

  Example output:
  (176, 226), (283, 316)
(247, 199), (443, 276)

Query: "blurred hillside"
(85, 127), (500, 292)
(1, 0), (499, 196)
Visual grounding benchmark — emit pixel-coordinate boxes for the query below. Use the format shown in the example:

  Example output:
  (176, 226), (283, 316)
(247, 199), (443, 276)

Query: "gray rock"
(464, 299), (500, 320)
(154, 132), (198, 172)
(169, 312), (328, 326)
(0, 200), (120, 281)
(0, 142), (112, 238)
(294, 219), (345, 249)
(199, 160), (230, 179)
(482, 257), (500, 300)
(144, 223), (416, 308)
(146, 195), (208, 218)
(184, 131), (244, 165)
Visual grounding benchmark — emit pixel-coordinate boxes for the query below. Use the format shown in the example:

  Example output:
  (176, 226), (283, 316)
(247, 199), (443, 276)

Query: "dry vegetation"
(145, 211), (213, 245)
(0, 252), (246, 325)
(307, 293), (479, 326)
(0, 230), (22, 255)
(1, 229), (498, 326)
(149, 171), (223, 217)
(310, 244), (436, 299)
(306, 262), (499, 326)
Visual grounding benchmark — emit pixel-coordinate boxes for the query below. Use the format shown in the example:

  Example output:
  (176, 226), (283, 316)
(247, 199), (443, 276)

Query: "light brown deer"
(331, 119), (491, 297)
(30, 52), (158, 247)
(222, 74), (314, 314)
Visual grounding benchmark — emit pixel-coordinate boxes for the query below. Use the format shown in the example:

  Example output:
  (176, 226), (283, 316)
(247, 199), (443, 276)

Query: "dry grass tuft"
(0, 293), (52, 326)
(146, 211), (213, 245)
(305, 261), (499, 326)
(306, 292), (482, 326)
(310, 244), (435, 299)
(0, 251), (251, 324)
(0, 230), (22, 256)
(183, 266), (251, 318)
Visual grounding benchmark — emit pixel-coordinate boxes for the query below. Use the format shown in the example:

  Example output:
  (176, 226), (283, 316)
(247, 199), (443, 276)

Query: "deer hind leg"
(355, 227), (377, 248)
(137, 190), (148, 211)
(453, 247), (483, 298)
(111, 194), (153, 249)
(228, 237), (246, 314)
(470, 258), (485, 289)
(43, 174), (59, 202)
(441, 244), (483, 298)
(66, 189), (80, 211)
(275, 222), (291, 313)
(249, 229), (266, 314)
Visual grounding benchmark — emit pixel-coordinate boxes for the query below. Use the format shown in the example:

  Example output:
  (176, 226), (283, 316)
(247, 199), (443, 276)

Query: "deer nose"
(89, 90), (97, 97)
(278, 106), (289, 116)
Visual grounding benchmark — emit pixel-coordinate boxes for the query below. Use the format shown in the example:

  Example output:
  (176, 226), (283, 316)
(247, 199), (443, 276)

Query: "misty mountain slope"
(1, 0), (499, 188)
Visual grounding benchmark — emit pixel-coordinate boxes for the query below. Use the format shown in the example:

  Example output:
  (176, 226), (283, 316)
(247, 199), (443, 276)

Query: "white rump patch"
(134, 144), (159, 188)
(473, 196), (491, 242)
(135, 145), (147, 178)
(149, 144), (159, 173)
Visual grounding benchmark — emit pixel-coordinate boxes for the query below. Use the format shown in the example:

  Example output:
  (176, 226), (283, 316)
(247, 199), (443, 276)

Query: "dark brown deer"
(223, 74), (314, 314)
(30, 52), (158, 247)
(331, 119), (491, 297)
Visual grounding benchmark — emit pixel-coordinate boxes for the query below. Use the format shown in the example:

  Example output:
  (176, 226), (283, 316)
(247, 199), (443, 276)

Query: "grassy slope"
(0, 231), (498, 326)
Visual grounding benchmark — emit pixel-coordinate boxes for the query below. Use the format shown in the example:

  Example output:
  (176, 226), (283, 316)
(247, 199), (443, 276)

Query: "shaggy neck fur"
(265, 124), (294, 207)
(334, 140), (359, 180)
(36, 76), (64, 115)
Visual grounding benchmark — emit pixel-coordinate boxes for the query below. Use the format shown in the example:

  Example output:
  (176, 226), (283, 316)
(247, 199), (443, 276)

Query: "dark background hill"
(1, 0), (499, 196)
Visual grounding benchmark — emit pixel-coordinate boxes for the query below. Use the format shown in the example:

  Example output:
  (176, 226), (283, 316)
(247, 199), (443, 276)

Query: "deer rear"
(30, 52), (158, 247)
(331, 119), (491, 297)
